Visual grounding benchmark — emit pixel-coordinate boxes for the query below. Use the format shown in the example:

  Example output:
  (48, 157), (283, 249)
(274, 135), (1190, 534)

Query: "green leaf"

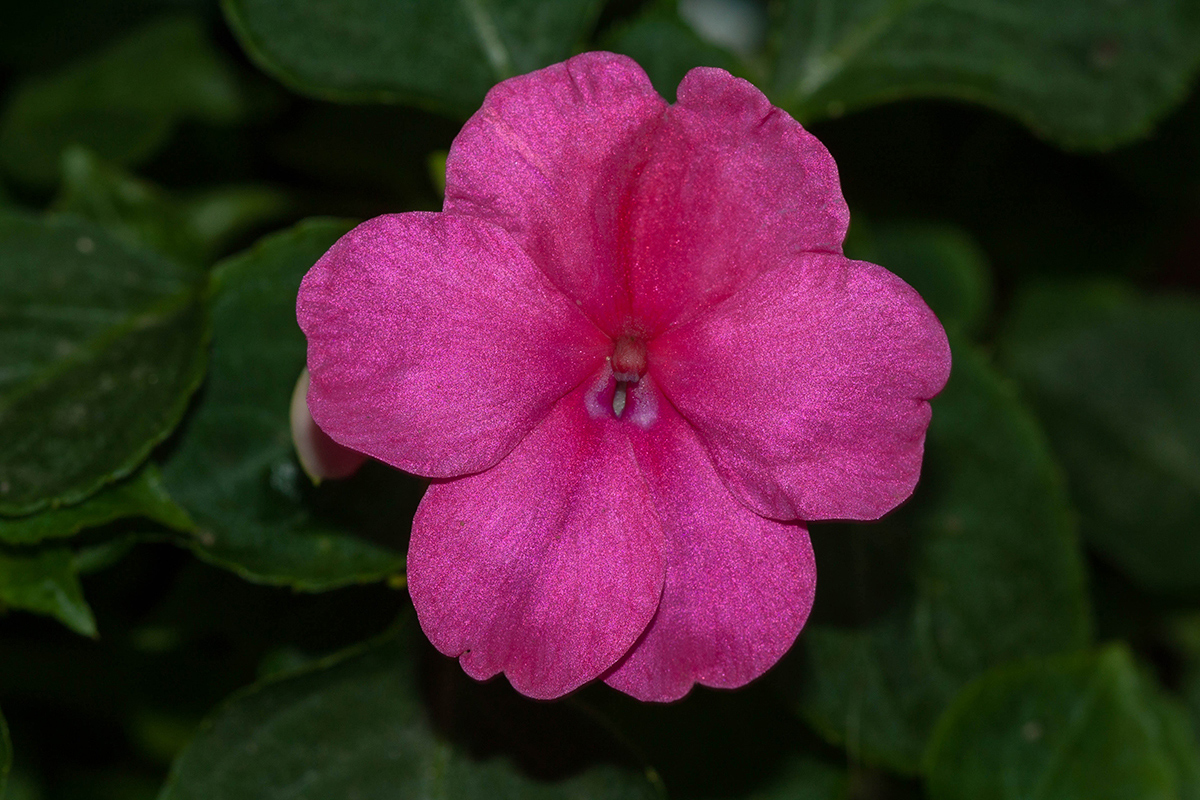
(1167, 614), (1200, 744)
(770, 0), (1200, 150)
(794, 340), (1091, 772)
(844, 221), (992, 338)
(741, 755), (848, 800)
(0, 16), (244, 187)
(0, 704), (8, 800)
(999, 282), (1200, 592)
(0, 464), (193, 546)
(158, 219), (409, 590)
(0, 546), (96, 636)
(925, 646), (1200, 800)
(604, 0), (739, 101)
(221, 0), (604, 116)
(55, 147), (292, 268)
(159, 626), (663, 800)
(0, 211), (209, 515)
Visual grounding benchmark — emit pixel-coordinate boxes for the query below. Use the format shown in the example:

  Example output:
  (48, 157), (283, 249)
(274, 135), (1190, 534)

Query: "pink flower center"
(583, 334), (658, 428)
(611, 335), (647, 382)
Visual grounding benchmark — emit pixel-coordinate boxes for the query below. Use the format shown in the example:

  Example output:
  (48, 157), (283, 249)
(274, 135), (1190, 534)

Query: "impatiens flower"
(297, 52), (951, 702)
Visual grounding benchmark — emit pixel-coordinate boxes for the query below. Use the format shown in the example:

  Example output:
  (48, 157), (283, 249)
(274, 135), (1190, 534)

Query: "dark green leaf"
(770, 0), (1200, 149)
(1000, 282), (1200, 592)
(55, 147), (292, 268)
(0, 704), (8, 800)
(0, 546), (96, 636)
(604, 0), (739, 101)
(925, 646), (1200, 800)
(222, 0), (603, 116)
(159, 626), (663, 800)
(844, 221), (992, 338)
(0, 211), (209, 515)
(740, 755), (847, 800)
(795, 341), (1090, 772)
(0, 16), (244, 187)
(0, 464), (192, 546)
(1168, 614), (1200, 742)
(158, 219), (410, 590)
(72, 534), (142, 576)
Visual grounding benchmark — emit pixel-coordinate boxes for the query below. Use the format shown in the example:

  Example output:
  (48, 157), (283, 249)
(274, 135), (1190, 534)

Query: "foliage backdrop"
(1, 0), (1199, 798)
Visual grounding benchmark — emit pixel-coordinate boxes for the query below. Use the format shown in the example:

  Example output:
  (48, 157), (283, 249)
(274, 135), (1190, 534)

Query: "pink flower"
(297, 53), (951, 702)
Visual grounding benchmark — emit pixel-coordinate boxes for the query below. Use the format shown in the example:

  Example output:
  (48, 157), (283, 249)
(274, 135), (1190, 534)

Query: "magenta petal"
(298, 213), (608, 478)
(407, 385), (666, 700)
(625, 67), (850, 334)
(444, 52), (667, 335)
(604, 400), (816, 702)
(651, 253), (952, 521)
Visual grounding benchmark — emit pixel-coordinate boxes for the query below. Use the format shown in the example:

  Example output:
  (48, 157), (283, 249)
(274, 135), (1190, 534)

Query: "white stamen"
(613, 384), (628, 417)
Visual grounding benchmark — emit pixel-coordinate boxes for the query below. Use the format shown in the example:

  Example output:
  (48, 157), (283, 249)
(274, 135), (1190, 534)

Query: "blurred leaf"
(0, 0), (218, 73)
(55, 147), (292, 267)
(845, 221), (992, 338)
(0, 465), (192, 546)
(740, 755), (847, 800)
(0, 16), (244, 187)
(604, 0), (739, 101)
(72, 535), (142, 576)
(795, 341), (1091, 772)
(222, 0), (604, 117)
(0, 705), (8, 800)
(0, 768), (40, 800)
(1167, 614), (1200, 743)
(925, 646), (1200, 800)
(0, 547), (96, 636)
(1000, 282), (1200, 592)
(158, 219), (410, 590)
(770, 0), (1200, 150)
(0, 211), (208, 515)
(159, 626), (663, 800)
(587, 670), (841, 800)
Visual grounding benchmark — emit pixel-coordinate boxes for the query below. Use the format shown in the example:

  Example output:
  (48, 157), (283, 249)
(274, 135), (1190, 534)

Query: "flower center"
(611, 336), (647, 383)
(583, 335), (658, 428)
(610, 336), (647, 418)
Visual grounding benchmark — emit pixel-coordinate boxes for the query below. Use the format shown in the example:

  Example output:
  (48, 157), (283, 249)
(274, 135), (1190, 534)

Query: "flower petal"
(407, 384), (666, 700)
(625, 67), (850, 335)
(298, 213), (608, 478)
(444, 51), (667, 336)
(651, 252), (951, 521)
(604, 398), (816, 702)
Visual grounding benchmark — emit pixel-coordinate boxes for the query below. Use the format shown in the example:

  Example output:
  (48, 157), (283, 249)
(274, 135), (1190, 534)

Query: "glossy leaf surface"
(0, 211), (208, 515)
(925, 647), (1200, 800)
(771, 0), (1200, 149)
(0, 465), (192, 546)
(1000, 282), (1200, 592)
(222, 0), (604, 116)
(0, 547), (96, 636)
(160, 626), (663, 800)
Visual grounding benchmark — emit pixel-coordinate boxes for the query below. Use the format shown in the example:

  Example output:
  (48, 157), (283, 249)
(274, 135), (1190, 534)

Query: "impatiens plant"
(297, 52), (951, 701)
(5, 2), (1200, 796)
